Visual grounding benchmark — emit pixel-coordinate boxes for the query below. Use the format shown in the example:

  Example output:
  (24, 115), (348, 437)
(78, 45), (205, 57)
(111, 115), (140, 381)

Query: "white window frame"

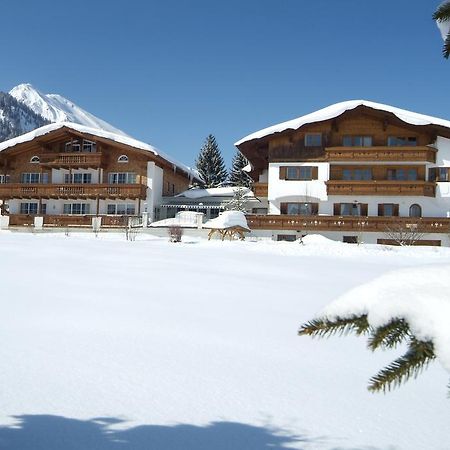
(117, 155), (129, 163)
(63, 203), (91, 215)
(20, 202), (38, 215)
(30, 155), (40, 163)
(108, 172), (136, 184)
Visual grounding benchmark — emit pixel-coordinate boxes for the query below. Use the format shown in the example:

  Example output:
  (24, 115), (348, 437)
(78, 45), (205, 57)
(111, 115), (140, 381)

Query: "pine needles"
(299, 314), (443, 394)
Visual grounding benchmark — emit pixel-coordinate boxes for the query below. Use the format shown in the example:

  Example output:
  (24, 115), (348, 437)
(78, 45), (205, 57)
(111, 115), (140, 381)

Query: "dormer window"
(118, 155), (129, 163)
(30, 155), (40, 163)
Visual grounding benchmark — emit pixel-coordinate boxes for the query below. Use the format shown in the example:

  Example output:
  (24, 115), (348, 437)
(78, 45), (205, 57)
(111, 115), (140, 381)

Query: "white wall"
(146, 162), (164, 221)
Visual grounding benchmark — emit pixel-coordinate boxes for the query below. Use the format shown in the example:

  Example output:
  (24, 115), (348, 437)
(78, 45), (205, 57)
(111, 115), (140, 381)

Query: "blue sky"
(0, 0), (447, 166)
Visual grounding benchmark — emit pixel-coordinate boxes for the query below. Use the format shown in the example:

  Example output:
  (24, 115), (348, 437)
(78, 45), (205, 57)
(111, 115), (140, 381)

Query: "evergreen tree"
(229, 151), (252, 187)
(299, 315), (443, 393)
(434, 1), (450, 58)
(195, 135), (228, 188)
(224, 187), (248, 212)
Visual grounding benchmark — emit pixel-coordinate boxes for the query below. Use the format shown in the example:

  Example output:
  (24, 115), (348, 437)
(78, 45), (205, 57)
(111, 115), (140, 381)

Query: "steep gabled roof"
(0, 121), (199, 179)
(235, 100), (450, 146)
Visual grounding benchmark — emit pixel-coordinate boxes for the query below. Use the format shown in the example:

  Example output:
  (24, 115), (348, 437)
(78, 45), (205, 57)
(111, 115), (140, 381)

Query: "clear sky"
(0, 0), (447, 167)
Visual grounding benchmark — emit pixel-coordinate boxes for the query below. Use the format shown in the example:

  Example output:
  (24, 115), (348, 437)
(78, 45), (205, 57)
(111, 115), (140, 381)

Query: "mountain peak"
(9, 83), (128, 137)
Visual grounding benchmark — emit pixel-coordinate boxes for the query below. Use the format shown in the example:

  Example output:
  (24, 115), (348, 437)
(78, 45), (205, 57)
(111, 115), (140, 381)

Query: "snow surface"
(176, 186), (254, 199)
(437, 18), (450, 41)
(235, 100), (450, 145)
(150, 211), (202, 228)
(9, 83), (128, 137)
(0, 121), (197, 178)
(1, 232), (450, 450)
(203, 211), (250, 230)
(320, 264), (450, 373)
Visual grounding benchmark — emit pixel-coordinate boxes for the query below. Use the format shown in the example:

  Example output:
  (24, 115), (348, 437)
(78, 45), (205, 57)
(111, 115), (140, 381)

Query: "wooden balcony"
(325, 146), (436, 163)
(8, 214), (134, 228)
(269, 146), (326, 162)
(252, 182), (268, 197)
(40, 152), (104, 168)
(0, 184), (147, 199)
(326, 180), (436, 197)
(246, 214), (450, 233)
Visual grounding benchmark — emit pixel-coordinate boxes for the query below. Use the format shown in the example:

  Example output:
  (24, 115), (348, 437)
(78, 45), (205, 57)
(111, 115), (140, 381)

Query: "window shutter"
(360, 204), (368, 216)
(312, 203), (319, 215)
(279, 167), (287, 180)
(378, 204), (384, 216)
(333, 204), (340, 216)
(280, 203), (288, 214)
(428, 168), (437, 181)
(393, 204), (399, 216)
(311, 166), (318, 180)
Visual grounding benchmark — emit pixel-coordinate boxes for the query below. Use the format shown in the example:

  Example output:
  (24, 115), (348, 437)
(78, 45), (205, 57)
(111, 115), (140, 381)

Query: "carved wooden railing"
(0, 184), (147, 199)
(326, 180), (436, 197)
(246, 214), (450, 233)
(325, 146), (436, 163)
(8, 214), (137, 228)
(40, 152), (103, 167)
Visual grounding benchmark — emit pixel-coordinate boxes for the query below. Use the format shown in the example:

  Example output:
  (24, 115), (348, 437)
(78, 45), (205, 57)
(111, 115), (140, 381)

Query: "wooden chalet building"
(235, 100), (450, 245)
(0, 122), (198, 227)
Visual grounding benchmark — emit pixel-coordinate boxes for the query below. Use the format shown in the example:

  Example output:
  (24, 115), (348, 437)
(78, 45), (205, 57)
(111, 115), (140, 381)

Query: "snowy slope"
(9, 83), (128, 136)
(0, 232), (449, 450)
(235, 99), (450, 145)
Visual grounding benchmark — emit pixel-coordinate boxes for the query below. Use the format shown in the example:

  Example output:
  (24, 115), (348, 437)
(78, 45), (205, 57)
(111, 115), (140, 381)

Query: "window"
(280, 202), (318, 215)
(117, 155), (129, 163)
(342, 136), (372, 147)
(343, 236), (358, 244)
(336, 203), (368, 216)
(342, 168), (372, 181)
(252, 207), (268, 215)
(108, 172), (137, 184)
(387, 136), (417, 147)
(107, 203), (136, 215)
(280, 166), (318, 180)
(429, 167), (450, 182)
(41, 204), (47, 215)
(82, 140), (96, 153)
(65, 140), (81, 152)
(0, 175), (10, 184)
(409, 204), (422, 218)
(304, 133), (322, 147)
(277, 235), (297, 242)
(387, 168), (417, 181)
(64, 173), (92, 184)
(19, 202), (38, 214)
(21, 173), (49, 184)
(63, 203), (91, 215)
(378, 203), (399, 217)
(30, 156), (40, 163)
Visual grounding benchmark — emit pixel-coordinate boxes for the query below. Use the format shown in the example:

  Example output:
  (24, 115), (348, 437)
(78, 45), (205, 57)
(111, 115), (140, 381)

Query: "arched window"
(118, 155), (129, 163)
(409, 204), (422, 217)
(30, 156), (40, 163)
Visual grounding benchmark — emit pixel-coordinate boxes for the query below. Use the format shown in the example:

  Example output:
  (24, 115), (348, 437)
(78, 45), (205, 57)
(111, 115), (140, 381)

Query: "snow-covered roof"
(235, 100), (450, 146)
(0, 121), (198, 178)
(176, 186), (254, 199)
(203, 211), (250, 231)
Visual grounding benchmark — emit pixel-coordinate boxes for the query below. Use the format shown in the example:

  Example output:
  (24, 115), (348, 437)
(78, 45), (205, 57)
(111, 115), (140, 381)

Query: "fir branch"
(367, 318), (410, 350)
(433, 2), (450, 22)
(368, 339), (436, 393)
(299, 315), (370, 338)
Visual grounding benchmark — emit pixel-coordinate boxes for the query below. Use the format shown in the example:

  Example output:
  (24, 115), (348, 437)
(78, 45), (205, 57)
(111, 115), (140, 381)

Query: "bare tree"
(383, 221), (426, 246)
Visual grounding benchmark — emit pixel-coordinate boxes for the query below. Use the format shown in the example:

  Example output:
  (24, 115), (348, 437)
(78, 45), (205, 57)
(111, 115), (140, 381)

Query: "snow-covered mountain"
(9, 83), (128, 137)
(0, 92), (50, 142)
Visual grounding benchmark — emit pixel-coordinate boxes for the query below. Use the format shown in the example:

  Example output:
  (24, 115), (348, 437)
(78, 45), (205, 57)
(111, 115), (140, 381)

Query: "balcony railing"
(325, 146), (436, 163)
(246, 214), (450, 233)
(40, 152), (104, 168)
(0, 184), (147, 199)
(326, 180), (435, 197)
(8, 214), (136, 228)
(252, 182), (268, 197)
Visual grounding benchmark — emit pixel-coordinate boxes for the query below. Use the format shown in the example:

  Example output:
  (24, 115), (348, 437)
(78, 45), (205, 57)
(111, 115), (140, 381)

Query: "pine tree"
(434, 1), (450, 58)
(195, 135), (228, 188)
(224, 187), (248, 212)
(299, 315), (443, 393)
(229, 151), (252, 187)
